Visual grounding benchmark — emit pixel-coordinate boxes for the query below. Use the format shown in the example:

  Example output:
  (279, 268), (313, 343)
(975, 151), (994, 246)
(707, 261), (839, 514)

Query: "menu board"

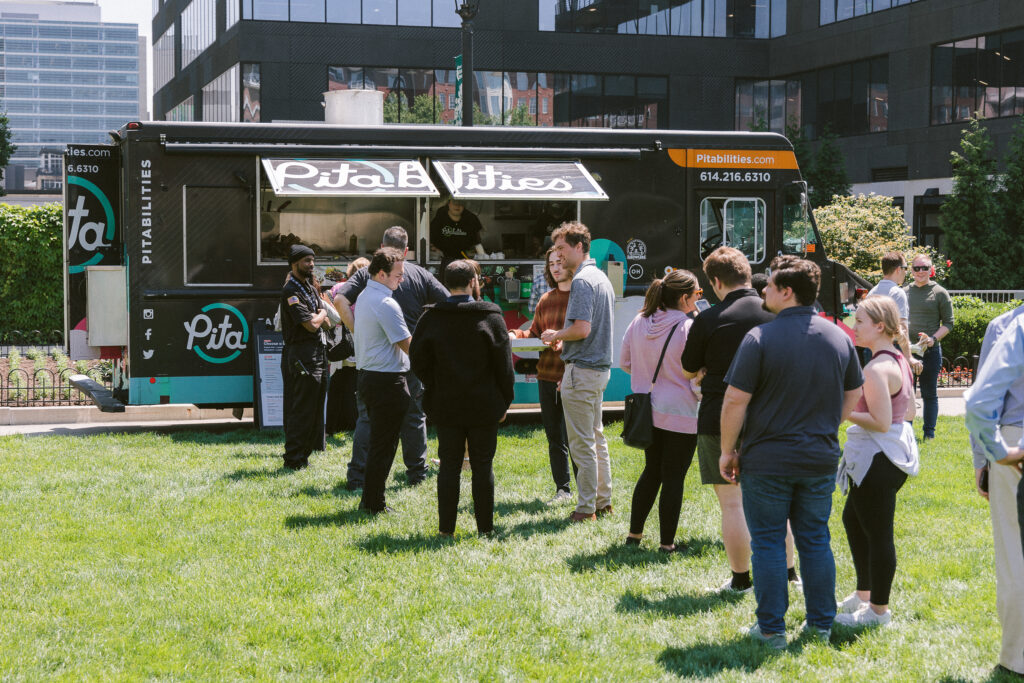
(253, 329), (284, 430)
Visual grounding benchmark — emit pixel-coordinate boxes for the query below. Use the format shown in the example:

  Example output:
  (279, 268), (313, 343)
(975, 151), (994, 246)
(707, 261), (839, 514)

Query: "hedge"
(0, 202), (63, 337)
(941, 295), (1023, 363)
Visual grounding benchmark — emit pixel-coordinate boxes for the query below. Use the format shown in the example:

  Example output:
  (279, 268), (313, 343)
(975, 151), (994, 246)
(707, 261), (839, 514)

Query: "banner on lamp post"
(454, 54), (463, 126)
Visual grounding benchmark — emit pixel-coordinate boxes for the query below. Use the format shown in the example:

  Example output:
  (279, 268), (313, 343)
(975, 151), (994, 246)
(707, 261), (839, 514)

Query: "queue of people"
(279, 227), (1024, 663)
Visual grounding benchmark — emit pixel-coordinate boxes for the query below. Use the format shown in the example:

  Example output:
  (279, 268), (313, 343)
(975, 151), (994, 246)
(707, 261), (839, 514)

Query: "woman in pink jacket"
(621, 269), (702, 552)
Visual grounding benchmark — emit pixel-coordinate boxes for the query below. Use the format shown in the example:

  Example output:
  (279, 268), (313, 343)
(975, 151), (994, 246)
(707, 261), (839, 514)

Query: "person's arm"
(490, 314), (516, 407)
(719, 386), (752, 483)
(284, 286), (326, 333)
(542, 279), (592, 343)
(926, 289), (954, 345)
(334, 294), (355, 332)
(543, 319), (590, 344)
(965, 321), (1024, 465)
(681, 317), (706, 380)
(840, 341), (866, 423)
(395, 337), (412, 355)
(970, 316), (1005, 479)
(409, 320), (432, 385)
(619, 322), (633, 375)
(847, 363), (892, 432)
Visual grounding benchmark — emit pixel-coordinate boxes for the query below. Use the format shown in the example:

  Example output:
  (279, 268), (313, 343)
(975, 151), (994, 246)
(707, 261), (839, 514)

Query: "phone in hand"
(695, 298), (711, 312)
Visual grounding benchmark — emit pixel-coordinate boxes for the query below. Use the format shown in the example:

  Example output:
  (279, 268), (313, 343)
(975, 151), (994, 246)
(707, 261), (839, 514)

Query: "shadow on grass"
(356, 531), (454, 554)
(169, 428), (283, 445)
(291, 483), (361, 498)
(565, 536), (721, 573)
(938, 667), (1024, 683)
(657, 638), (782, 678)
(223, 466), (297, 482)
(284, 507), (367, 528)
(493, 499), (548, 516)
(616, 588), (746, 618)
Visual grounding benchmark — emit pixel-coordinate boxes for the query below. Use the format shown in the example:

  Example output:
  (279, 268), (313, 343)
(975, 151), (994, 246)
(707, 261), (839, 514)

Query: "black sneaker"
(345, 480), (364, 491)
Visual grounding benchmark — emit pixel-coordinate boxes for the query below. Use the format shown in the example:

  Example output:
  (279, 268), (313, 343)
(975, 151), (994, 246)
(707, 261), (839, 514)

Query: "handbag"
(621, 325), (678, 450)
(326, 323), (355, 362)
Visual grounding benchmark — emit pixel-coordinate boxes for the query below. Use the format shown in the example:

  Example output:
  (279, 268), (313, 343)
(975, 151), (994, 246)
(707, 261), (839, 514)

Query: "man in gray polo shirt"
(541, 222), (615, 522)
(354, 247), (413, 515)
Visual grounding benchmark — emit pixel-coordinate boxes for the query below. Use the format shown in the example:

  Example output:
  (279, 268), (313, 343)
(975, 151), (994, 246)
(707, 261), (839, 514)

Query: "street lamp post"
(455, 1), (481, 127)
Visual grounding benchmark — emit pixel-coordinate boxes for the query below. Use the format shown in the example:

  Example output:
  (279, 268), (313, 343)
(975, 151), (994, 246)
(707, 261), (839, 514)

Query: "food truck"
(63, 121), (866, 410)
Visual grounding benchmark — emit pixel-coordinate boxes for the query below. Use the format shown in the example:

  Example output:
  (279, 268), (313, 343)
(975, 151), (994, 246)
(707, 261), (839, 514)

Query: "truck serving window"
(699, 196), (766, 264)
(184, 186), (253, 285)
(427, 198), (577, 261)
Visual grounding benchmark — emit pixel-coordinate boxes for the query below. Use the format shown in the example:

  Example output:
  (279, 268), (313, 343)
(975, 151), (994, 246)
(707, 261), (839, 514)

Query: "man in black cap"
(280, 244), (329, 470)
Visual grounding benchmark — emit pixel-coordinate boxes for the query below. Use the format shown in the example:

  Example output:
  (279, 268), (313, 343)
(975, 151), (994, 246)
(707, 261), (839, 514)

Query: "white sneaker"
(546, 489), (573, 506)
(718, 577), (753, 594)
(837, 591), (868, 614)
(799, 620), (830, 640)
(834, 604), (892, 627)
(790, 575), (803, 592)
(747, 623), (787, 650)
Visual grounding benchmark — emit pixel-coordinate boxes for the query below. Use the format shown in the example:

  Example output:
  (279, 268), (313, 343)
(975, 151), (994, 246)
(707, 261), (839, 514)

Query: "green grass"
(0, 416), (1014, 680)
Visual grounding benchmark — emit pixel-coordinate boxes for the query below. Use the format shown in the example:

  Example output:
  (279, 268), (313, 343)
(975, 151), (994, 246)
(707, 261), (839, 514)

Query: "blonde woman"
(835, 295), (920, 627)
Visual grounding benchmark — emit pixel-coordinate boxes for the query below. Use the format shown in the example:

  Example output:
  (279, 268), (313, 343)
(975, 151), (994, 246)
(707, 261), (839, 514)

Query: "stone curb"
(0, 404), (252, 426)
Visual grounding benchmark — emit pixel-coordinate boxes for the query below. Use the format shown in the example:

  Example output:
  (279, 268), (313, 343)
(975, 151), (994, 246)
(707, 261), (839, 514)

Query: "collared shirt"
(725, 305), (864, 476)
(354, 280), (411, 373)
(561, 258), (615, 370)
(529, 271), (551, 313)
(339, 260), (448, 334)
(965, 306), (1024, 465)
(869, 278), (909, 321)
(447, 294), (473, 303)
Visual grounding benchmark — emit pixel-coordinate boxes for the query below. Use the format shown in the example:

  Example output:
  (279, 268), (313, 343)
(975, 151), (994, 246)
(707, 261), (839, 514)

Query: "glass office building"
(0, 1), (141, 192)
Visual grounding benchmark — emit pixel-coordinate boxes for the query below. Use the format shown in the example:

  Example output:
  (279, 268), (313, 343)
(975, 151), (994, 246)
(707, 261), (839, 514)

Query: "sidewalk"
(0, 404), (253, 437)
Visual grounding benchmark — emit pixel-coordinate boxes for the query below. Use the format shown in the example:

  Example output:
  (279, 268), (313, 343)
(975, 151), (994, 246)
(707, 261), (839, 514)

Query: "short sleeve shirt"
(354, 280), (411, 372)
(681, 288), (774, 434)
(724, 306), (864, 476)
(430, 208), (484, 259)
(338, 261), (448, 334)
(561, 259), (615, 370)
(868, 279), (909, 321)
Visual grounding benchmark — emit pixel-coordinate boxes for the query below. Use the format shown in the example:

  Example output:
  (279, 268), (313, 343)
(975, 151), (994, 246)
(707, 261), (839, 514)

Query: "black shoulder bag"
(621, 325), (678, 450)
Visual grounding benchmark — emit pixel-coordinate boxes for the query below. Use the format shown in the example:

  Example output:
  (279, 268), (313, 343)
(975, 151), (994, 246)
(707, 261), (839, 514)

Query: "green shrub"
(25, 346), (42, 361)
(0, 202), (63, 336)
(942, 296), (1023, 362)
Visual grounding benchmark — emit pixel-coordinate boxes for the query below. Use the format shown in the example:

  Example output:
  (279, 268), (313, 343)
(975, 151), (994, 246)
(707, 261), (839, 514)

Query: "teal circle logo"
(184, 303), (250, 364)
(67, 175), (115, 274)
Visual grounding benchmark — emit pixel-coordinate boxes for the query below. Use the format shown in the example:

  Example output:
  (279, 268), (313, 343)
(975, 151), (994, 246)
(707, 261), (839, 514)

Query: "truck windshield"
(699, 196), (766, 263)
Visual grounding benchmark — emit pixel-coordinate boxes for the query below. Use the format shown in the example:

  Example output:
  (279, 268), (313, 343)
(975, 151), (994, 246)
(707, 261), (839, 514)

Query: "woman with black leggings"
(835, 295), (920, 626)
(620, 270), (702, 552)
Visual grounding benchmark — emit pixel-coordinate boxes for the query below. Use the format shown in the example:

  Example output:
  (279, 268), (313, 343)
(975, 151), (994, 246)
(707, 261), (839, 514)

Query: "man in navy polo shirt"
(720, 255), (863, 648)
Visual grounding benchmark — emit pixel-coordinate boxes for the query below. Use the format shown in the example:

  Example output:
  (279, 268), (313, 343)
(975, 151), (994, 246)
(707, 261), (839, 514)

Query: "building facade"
(0, 1), (144, 192)
(151, 0), (1024, 249)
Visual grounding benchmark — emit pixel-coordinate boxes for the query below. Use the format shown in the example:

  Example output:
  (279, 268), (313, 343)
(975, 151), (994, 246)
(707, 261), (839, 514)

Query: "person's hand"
(695, 368), (707, 386)
(910, 358), (923, 375)
(997, 447), (1024, 474)
(919, 332), (935, 348)
(551, 339), (563, 353)
(499, 412), (507, 423)
(556, 379), (561, 392)
(975, 467), (989, 500)
(507, 331), (517, 340)
(719, 450), (740, 484)
(541, 329), (558, 344)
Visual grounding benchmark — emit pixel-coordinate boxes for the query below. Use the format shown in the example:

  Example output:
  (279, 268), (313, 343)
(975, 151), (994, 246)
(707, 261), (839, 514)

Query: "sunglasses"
(912, 265), (931, 272)
(694, 288), (704, 297)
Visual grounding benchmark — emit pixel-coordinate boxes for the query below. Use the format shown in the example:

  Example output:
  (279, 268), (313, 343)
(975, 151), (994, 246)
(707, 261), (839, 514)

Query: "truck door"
(695, 191), (772, 273)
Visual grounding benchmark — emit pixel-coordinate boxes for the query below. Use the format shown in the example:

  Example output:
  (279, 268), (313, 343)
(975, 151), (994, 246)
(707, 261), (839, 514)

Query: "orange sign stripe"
(668, 149), (800, 170)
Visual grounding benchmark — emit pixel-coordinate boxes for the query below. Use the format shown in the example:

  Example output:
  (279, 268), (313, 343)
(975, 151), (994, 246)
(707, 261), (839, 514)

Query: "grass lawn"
(0, 415), (1014, 680)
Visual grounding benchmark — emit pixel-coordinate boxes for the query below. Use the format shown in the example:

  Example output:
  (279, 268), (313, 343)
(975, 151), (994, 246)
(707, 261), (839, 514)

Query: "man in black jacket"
(410, 260), (514, 537)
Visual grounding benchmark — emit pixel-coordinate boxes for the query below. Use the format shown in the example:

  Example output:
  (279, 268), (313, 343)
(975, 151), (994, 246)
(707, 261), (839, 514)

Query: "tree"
(808, 128), (850, 208)
(814, 194), (948, 284)
(0, 112), (17, 195)
(504, 103), (537, 127)
(997, 115), (1024, 288)
(940, 115), (1004, 289)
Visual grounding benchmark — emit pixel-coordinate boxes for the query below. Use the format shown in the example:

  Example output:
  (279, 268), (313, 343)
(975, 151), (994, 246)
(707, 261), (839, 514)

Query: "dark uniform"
(280, 273), (328, 469)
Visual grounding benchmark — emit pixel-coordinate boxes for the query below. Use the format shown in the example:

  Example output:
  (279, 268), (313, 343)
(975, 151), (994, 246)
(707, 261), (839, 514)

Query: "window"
(699, 196), (767, 263)
(291, 0), (325, 22)
(781, 182), (819, 255)
(227, 0), (240, 29)
(202, 64), (240, 122)
(153, 25), (175, 92)
(242, 63), (260, 121)
(544, 0), (785, 38)
(253, 0), (288, 20)
(821, 0), (921, 25)
(932, 28), (1024, 125)
(181, 0), (216, 68)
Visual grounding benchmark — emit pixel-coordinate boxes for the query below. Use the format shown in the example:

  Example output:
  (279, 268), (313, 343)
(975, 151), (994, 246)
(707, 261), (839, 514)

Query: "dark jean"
(538, 378), (575, 493)
(913, 343), (942, 438)
(436, 423), (497, 534)
(358, 371), (411, 513)
(348, 370), (428, 486)
(742, 472), (837, 634)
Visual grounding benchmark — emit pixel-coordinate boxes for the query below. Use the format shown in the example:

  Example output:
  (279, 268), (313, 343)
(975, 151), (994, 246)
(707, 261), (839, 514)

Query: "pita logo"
(626, 239), (647, 261)
(67, 176), (115, 274)
(184, 303), (250, 364)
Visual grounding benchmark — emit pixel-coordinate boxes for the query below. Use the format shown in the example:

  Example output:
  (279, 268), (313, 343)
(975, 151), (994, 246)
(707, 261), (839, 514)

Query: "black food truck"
(62, 122), (865, 411)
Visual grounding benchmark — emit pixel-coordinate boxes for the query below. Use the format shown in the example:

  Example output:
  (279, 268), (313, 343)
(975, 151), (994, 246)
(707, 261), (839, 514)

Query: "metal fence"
(938, 355), (976, 389)
(0, 366), (112, 407)
(0, 329), (65, 358)
(947, 290), (1024, 303)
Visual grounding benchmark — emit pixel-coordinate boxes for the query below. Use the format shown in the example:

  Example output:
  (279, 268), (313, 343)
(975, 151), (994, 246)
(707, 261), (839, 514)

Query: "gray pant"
(347, 370), (428, 486)
(561, 363), (612, 515)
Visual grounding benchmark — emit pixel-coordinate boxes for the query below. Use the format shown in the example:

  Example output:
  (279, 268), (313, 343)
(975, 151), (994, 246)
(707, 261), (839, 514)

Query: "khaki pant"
(993, 424), (1024, 675)
(561, 363), (611, 515)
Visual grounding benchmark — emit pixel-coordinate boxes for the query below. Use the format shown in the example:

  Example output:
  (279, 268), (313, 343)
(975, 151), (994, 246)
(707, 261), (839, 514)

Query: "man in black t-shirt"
(429, 198), (484, 261)
(280, 244), (329, 470)
(682, 246), (779, 593)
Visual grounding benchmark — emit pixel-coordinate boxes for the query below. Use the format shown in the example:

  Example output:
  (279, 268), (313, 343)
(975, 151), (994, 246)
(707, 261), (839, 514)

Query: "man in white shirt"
(867, 252), (921, 373)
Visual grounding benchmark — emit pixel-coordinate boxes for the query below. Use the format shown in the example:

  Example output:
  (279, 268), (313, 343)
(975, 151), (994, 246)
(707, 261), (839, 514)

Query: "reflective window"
(253, 0), (288, 20)
(291, 0), (326, 22)
(363, 0), (396, 25)
(432, 0), (460, 27)
(154, 25), (175, 92)
(821, 0), (921, 25)
(327, 0), (361, 22)
(782, 182), (819, 255)
(699, 197), (767, 263)
(203, 64), (240, 122)
(227, 0), (240, 29)
(932, 29), (1024, 125)
(182, 0), (216, 68)
(167, 95), (195, 121)
(398, 0), (430, 26)
(242, 63), (261, 121)
(544, 0), (784, 37)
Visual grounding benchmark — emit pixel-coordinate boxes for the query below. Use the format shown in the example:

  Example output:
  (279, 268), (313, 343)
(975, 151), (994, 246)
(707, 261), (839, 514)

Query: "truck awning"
(260, 158), (440, 197)
(431, 160), (608, 201)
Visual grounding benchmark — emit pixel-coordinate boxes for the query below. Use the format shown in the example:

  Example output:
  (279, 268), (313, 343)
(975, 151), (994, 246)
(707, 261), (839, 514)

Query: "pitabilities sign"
(432, 160), (608, 201)
(261, 158), (440, 197)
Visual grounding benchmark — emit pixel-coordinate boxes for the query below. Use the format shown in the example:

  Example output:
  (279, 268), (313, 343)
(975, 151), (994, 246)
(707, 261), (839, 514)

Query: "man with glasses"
(868, 252), (922, 374)
(354, 247), (413, 515)
(905, 254), (954, 441)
